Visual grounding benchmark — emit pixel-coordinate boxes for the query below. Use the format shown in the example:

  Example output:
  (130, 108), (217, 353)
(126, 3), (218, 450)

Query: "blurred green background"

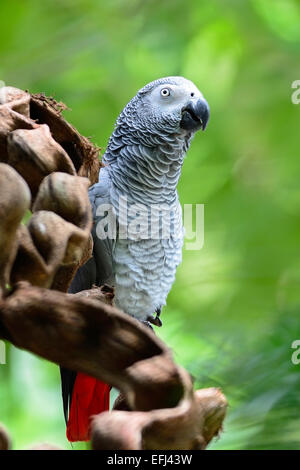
(1, 0), (300, 450)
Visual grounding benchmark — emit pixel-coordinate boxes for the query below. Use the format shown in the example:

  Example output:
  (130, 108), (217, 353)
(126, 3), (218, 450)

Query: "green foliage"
(1, 0), (300, 450)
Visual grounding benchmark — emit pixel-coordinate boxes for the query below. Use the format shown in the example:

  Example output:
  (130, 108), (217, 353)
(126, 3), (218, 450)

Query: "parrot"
(60, 76), (209, 442)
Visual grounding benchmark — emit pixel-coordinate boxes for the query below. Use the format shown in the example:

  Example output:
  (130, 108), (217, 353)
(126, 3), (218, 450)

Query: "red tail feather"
(66, 372), (110, 442)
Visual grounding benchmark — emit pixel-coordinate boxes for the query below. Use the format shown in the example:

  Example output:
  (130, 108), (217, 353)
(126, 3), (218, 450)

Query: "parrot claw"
(147, 308), (163, 327)
(153, 316), (163, 327)
(142, 321), (153, 330)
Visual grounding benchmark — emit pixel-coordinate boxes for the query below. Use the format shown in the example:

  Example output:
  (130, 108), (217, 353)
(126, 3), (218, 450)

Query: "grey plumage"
(69, 76), (209, 322)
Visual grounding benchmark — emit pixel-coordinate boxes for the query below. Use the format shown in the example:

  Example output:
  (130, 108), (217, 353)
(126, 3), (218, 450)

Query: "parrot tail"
(61, 369), (110, 442)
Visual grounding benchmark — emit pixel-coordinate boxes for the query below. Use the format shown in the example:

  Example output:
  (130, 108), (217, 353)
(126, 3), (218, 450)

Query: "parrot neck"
(102, 126), (192, 205)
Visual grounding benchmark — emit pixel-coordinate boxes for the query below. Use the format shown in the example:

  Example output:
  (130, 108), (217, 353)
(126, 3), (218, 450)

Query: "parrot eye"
(160, 88), (171, 97)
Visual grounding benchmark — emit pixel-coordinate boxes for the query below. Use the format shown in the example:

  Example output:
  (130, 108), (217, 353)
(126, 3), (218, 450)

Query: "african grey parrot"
(61, 76), (209, 441)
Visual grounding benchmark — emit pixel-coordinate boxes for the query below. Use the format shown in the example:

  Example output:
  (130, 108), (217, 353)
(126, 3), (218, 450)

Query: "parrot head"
(119, 76), (209, 135)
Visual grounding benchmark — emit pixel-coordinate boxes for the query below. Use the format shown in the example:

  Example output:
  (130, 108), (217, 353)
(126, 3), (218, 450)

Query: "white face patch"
(145, 78), (203, 117)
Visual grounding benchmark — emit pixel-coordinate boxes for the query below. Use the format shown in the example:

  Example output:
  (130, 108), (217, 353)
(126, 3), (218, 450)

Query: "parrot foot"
(142, 321), (153, 330)
(147, 307), (162, 327)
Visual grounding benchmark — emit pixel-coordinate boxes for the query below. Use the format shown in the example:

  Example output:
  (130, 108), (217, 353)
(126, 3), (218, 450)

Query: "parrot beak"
(180, 97), (210, 132)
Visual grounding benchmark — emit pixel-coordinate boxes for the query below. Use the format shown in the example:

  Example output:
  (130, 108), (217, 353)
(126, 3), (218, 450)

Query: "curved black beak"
(180, 97), (210, 132)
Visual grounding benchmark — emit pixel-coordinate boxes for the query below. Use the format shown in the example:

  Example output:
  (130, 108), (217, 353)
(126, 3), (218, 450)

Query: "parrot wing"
(69, 167), (115, 293)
